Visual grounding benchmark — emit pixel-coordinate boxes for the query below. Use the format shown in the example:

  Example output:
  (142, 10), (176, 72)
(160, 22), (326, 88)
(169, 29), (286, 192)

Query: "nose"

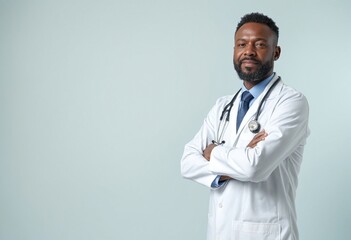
(244, 44), (256, 57)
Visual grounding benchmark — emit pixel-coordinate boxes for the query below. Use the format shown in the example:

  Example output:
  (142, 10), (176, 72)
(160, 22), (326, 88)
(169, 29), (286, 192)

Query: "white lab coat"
(181, 75), (309, 240)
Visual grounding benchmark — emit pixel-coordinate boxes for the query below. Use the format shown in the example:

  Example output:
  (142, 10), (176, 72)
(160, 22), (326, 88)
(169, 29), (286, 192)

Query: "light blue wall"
(1, 0), (350, 239)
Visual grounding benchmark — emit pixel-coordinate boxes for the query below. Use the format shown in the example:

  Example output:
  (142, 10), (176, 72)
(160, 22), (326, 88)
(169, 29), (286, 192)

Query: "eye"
(255, 42), (267, 48)
(236, 42), (246, 48)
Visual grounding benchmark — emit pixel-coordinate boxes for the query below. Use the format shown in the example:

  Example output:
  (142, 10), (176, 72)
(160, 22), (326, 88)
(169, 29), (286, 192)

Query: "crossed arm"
(202, 130), (268, 181)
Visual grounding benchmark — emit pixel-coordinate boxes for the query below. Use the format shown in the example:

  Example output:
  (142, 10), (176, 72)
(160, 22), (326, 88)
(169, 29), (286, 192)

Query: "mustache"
(239, 58), (261, 64)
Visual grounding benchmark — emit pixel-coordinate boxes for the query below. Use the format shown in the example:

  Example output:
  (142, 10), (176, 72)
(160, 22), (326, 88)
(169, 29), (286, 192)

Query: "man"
(181, 13), (309, 240)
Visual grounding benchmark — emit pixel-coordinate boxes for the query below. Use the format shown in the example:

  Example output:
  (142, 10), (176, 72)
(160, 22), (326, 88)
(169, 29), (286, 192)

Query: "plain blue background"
(1, 0), (350, 239)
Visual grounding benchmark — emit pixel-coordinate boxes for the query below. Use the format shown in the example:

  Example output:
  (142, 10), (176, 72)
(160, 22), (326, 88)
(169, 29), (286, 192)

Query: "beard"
(234, 58), (273, 82)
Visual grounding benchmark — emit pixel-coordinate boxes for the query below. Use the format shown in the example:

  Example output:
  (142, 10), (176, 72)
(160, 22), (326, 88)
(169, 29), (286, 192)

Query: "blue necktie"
(236, 91), (254, 131)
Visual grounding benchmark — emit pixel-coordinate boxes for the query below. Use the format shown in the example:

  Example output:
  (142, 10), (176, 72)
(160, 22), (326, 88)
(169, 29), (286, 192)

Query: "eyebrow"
(235, 37), (268, 42)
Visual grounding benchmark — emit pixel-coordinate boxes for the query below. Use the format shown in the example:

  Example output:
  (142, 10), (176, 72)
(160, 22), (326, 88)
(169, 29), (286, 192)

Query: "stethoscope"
(212, 76), (281, 145)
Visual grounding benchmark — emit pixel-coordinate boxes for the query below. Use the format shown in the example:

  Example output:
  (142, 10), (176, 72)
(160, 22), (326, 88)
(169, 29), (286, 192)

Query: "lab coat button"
(218, 203), (223, 208)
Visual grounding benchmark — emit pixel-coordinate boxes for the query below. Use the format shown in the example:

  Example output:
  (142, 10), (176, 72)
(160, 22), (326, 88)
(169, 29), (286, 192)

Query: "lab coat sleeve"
(180, 100), (222, 189)
(209, 91), (309, 183)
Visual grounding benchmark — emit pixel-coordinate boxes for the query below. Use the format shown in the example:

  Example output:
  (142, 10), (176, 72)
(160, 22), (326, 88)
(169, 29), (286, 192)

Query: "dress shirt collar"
(242, 73), (275, 99)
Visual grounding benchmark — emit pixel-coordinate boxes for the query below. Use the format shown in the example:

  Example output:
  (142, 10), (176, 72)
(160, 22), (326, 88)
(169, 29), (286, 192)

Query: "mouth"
(240, 58), (260, 68)
(241, 58), (259, 63)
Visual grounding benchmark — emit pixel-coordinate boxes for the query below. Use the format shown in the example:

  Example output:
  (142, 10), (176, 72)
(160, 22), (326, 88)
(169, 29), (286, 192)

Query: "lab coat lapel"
(222, 96), (259, 146)
(236, 97), (260, 135)
(236, 75), (282, 136)
(222, 92), (241, 146)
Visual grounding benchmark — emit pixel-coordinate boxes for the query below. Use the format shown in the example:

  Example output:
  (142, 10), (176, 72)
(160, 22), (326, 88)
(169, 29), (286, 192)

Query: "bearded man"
(181, 12), (310, 240)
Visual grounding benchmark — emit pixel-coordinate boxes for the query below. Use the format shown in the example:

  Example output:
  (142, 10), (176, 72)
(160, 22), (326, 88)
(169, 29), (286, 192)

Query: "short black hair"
(236, 13), (279, 39)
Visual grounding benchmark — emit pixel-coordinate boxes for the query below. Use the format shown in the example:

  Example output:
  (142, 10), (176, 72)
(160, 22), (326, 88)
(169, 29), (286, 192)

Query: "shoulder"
(280, 83), (308, 102)
(215, 94), (235, 106)
(276, 82), (309, 112)
(205, 93), (238, 119)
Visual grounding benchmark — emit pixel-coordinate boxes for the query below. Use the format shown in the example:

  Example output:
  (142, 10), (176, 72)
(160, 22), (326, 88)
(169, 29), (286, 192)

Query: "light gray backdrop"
(1, 0), (350, 239)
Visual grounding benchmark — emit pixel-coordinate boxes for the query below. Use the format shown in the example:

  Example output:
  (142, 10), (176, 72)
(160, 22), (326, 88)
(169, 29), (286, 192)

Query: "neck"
(244, 80), (261, 90)
(243, 71), (274, 90)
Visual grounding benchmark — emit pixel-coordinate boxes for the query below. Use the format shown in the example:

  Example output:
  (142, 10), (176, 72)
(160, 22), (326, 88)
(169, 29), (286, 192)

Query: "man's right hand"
(212, 131), (268, 182)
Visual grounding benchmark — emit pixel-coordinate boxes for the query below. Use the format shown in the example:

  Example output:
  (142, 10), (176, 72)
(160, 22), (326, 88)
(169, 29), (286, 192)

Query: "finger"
(250, 133), (267, 146)
(256, 130), (267, 137)
(252, 135), (265, 143)
(255, 131), (268, 140)
(247, 130), (268, 148)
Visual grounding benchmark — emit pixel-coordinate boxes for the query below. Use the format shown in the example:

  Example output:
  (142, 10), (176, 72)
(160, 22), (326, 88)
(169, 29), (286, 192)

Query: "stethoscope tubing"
(214, 76), (281, 145)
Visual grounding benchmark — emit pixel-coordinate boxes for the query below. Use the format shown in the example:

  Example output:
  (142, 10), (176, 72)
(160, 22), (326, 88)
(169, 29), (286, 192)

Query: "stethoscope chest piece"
(214, 76), (281, 143)
(248, 120), (261, 133)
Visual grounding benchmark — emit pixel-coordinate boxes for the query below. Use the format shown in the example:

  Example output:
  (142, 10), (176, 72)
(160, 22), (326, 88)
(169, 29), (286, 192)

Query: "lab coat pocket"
(232, 221), (280, 240)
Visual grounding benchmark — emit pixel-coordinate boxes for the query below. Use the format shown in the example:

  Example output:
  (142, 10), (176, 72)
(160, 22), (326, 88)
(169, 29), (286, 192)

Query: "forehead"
(235, 22), (275, 41)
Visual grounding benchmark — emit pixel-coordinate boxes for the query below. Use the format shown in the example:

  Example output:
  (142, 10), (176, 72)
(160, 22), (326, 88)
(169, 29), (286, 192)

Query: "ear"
(274, 46), (281, 60)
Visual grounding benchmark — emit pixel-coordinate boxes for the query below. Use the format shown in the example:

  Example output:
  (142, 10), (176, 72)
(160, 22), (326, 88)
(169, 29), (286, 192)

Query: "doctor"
(181, 13), (309, 240)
